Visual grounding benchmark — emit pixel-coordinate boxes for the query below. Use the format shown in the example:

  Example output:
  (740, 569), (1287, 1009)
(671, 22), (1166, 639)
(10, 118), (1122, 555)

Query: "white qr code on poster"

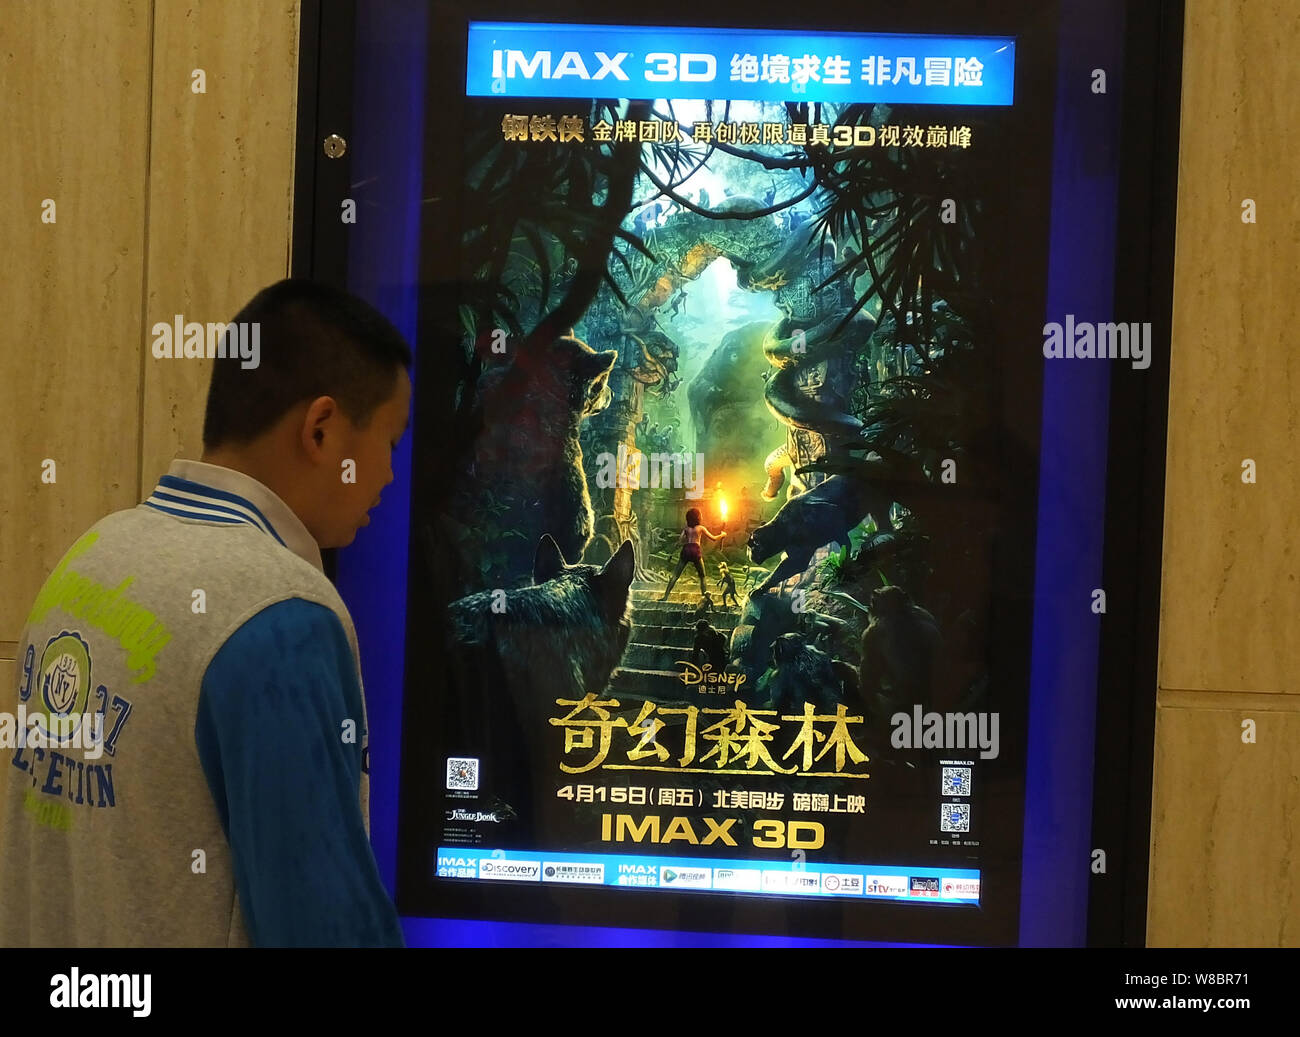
(941, 766), (972, 797)
(446, 757), (479, 791)
(940, 803), (971, 832)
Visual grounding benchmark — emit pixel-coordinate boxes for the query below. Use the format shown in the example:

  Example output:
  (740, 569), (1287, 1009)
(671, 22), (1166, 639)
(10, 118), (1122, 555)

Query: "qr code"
(446, 757), (479, 791)
(940, 803), (970, 832)
(941, 766), (972, 797)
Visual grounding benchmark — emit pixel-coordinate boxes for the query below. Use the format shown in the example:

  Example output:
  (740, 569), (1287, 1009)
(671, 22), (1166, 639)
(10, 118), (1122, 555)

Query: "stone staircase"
(608, 579), (744, 703)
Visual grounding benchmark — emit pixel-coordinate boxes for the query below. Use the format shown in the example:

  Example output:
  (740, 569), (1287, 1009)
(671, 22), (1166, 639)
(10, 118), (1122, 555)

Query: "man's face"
(322, 368), (411, 548)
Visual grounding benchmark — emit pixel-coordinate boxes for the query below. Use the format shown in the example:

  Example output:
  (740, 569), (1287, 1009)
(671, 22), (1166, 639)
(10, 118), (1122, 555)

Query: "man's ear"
(301, 396), (339, 458)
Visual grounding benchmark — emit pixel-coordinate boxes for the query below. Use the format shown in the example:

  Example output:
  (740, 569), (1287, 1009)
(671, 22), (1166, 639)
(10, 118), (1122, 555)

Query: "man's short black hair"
(202, 279), (412, 450)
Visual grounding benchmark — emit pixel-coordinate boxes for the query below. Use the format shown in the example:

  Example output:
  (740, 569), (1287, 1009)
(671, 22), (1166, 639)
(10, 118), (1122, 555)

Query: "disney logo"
(675, 661), (748, 690)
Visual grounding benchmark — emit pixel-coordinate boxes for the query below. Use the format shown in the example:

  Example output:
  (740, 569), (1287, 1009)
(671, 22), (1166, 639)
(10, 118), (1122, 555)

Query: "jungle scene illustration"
(420, 95), (1008, 853)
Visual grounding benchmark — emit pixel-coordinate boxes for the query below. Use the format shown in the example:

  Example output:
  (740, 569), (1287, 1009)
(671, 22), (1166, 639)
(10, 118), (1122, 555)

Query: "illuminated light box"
(309, 0), (1180, 947)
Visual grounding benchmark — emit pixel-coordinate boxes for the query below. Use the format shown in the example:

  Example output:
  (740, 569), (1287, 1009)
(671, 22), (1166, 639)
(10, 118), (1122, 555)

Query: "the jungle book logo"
(675, 660), (748, 692)
(445, 808), (501, 823)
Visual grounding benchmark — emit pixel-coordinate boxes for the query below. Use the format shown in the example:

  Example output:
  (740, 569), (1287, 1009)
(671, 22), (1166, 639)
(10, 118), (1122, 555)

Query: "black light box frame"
(291, 0), (1183, 947)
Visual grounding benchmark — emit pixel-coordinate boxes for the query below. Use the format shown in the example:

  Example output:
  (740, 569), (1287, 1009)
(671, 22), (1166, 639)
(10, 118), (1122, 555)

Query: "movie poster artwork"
(403, 24), (1033, 912)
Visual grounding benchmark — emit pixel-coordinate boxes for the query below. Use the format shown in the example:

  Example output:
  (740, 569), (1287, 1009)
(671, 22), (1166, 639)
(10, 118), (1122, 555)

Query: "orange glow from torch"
(719, 495), (728, 524)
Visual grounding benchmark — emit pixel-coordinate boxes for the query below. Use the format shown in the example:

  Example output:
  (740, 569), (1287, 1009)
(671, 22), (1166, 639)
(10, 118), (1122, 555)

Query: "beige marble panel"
(138, 0), (300, 484)
(1160, 0), (1300, 694)
(0, 660), (14, 706)
(0, 0), (151, 641)
(1147, 692), (1300, 946)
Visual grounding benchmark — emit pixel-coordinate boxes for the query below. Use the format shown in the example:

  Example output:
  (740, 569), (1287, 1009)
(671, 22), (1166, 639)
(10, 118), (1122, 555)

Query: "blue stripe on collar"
(149, 489), (266, 528)
(153, 474), (286, 546)
(143, 500), (246, 525)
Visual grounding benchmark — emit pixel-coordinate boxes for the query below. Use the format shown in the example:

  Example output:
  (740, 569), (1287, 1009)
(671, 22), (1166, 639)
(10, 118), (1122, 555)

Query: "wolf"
(443, 535), (635, 840)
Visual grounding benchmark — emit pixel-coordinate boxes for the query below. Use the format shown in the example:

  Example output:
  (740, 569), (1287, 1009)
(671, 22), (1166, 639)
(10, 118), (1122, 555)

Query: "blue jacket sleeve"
(195, 597), (404, 947)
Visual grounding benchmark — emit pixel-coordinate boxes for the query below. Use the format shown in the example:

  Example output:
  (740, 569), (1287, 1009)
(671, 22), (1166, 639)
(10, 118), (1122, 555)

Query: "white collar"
(144, 459), (325, 572)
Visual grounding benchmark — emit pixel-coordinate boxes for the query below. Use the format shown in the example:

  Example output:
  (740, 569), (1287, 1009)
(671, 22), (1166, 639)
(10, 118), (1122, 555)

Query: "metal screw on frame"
(323, 134), (347, 158)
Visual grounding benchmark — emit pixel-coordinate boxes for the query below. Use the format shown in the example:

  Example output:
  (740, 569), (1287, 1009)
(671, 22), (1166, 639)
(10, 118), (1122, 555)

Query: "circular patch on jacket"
(38, 630), (92, 740)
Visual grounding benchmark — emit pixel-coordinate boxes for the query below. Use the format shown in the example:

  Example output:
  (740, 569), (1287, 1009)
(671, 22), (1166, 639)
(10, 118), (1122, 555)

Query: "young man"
(0, 280), (411, 947)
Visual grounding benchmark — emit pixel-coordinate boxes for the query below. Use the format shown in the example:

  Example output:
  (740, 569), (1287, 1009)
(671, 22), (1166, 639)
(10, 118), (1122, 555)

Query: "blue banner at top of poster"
(467, 22), (1015, 106)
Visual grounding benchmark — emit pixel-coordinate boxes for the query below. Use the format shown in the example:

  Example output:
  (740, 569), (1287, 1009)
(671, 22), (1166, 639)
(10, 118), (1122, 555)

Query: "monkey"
(716, 563), (740, 608)
(764, 632), (850, 713)
(692, 593), (715, 623)
(859, 585), (944, 711)
(830, 658), (861, 706)
(795, 609), (847, 654)
(943, 608), (988, 710)
(693, 619), (729, 673)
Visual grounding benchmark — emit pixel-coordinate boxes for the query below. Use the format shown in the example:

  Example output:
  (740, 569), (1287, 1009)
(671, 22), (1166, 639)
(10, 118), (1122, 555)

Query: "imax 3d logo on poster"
(492, 50), (632, 81)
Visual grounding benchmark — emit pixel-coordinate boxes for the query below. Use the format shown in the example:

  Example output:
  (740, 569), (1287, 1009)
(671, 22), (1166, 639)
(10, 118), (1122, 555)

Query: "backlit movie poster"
(403, 22), (1037, 911)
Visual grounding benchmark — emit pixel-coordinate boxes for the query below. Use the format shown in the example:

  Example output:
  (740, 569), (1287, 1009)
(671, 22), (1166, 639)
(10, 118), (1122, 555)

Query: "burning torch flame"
(719, 496), (728, 522)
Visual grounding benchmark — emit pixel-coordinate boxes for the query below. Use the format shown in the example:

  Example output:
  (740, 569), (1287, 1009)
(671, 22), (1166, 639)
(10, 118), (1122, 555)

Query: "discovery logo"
(478, 858), (541, 882)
